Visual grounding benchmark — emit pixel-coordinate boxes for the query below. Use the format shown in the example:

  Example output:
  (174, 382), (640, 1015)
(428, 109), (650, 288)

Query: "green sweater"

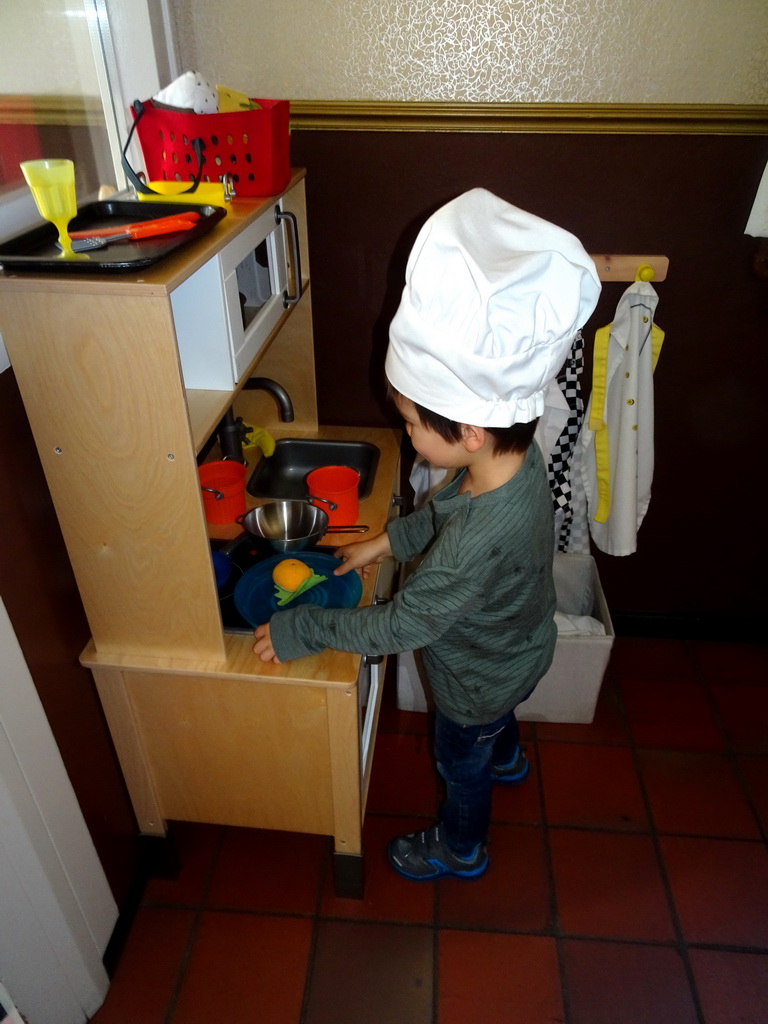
(269, 442), (557, 725)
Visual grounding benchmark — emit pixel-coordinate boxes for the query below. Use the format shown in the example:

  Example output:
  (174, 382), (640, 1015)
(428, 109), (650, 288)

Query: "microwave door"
(224, 204), (290, 383)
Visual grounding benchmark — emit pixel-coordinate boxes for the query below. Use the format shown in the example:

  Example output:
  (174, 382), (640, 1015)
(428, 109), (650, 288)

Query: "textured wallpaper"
(169, 0), (768, 103)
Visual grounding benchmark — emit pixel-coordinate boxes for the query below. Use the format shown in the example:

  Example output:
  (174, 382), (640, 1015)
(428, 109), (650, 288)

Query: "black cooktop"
(211, 532), (335, 633)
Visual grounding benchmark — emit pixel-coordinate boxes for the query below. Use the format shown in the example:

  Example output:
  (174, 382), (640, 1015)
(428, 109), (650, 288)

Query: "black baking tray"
(0, 200), (227, 273)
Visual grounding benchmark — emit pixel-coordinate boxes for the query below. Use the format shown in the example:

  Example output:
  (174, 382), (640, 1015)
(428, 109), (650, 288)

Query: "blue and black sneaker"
(387, 824), (488, 881)
(491, 745), (530, 784)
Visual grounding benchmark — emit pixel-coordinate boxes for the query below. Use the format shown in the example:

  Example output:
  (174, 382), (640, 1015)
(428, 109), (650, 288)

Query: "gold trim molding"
(0, 95), (104, 128)
(290, 101), (768, 135)
(3, 95), (764, 136)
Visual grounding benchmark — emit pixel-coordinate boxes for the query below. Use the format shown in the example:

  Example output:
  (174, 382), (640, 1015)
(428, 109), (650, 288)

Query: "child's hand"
(334, 532), (392, 578)
(253, 623), (281, 663)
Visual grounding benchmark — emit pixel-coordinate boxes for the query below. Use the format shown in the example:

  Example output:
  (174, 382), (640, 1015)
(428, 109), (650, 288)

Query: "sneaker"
(491, 745), (530, 784)
(387, 824), (488, 881)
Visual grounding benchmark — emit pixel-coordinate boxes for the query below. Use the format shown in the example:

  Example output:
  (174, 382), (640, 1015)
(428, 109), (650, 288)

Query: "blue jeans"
(434, 707), (522, 856)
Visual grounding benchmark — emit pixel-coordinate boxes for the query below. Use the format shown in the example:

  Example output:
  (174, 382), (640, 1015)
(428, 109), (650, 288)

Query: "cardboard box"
(517, 552), (614, 723)
(396, 552), (614, 724)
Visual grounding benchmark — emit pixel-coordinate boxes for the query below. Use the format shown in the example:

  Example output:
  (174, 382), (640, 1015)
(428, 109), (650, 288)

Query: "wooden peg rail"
(589, 255), (669, 282)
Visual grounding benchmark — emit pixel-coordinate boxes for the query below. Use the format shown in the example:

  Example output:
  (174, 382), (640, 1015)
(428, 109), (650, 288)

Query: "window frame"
(0, 0), (176, 242)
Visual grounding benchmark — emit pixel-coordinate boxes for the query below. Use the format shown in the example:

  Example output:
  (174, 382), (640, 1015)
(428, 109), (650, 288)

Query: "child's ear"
(460, 424), (486, 452)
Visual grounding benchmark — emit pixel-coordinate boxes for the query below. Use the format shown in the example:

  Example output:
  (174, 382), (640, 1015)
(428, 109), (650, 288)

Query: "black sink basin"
(246, 438), (380, 500)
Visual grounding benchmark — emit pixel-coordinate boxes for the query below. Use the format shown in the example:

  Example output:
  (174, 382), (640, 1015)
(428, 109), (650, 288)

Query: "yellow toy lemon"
(272, 558), (313, 593)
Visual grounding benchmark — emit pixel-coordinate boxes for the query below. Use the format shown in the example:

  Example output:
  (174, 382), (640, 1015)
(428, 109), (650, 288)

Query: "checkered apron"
(547, 331), (588, 552)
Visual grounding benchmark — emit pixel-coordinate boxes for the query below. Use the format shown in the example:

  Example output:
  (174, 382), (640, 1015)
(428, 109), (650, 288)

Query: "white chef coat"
(579, 281), (664, 556)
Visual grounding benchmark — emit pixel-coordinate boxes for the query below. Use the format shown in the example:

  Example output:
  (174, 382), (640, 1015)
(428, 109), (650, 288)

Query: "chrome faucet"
(215, 378), (294, 463)
(244, 377), (295, 422)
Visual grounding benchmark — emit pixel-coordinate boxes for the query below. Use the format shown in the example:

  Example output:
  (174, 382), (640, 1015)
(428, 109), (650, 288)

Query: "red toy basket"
(133, 98), (290, 197)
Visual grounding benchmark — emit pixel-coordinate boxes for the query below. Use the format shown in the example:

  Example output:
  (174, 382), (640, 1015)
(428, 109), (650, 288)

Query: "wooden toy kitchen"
(0, 169), (402, 897)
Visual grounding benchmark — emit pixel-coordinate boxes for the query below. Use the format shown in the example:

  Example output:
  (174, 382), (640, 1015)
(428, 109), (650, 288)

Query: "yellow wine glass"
(20, 159), (83, 260)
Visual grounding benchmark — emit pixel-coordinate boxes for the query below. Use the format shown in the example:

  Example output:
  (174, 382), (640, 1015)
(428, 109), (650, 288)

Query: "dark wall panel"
(0, 370), (140, 906)
(291, 129), (768, 629)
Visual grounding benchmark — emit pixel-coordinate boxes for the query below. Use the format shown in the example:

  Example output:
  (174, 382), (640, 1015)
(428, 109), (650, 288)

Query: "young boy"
(253, 188), (600, 880)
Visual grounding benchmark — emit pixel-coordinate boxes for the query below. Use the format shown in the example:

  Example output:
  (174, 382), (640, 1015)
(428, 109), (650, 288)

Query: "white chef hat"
(385, 188), (601, 427)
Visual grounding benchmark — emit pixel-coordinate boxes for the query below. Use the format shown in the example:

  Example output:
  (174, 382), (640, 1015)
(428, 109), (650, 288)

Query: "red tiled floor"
(491, 745), (543, 824)
(304, 920), (433, 1024)
(320, 815), (436, 923)
(89, 907), (194, 1023)
(637, 748), (761, 838)
(366, 731), (441, 816)
(550, 829), (675, 940)
(171, 912), (312, 1024)
(563, 939), (699, 1024)
(91, 639), (768, 1024)
(376, 701), (432, 737)
(438, 931), (563, 1024)
(539, 741), (648, 830)
(205, 826), (326, 913)
(142, 821), (221, 906)
(608, 638), (698, 683)
(619, 674), (726, 751)
(438, 823), (552, 932)
(659, 835), (768, 947)
(709, 681), (768, 753)
(689, 948), (768, 1024)
(691, 641), (768, 686)
(738, 753), (768, 833)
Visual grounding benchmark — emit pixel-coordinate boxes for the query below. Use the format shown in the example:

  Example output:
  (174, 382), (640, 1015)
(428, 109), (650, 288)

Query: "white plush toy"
(153, 71), (218, 114)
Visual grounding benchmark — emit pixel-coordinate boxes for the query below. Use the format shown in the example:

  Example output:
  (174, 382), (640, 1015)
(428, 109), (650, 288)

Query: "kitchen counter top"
(81, 423), (402, 687)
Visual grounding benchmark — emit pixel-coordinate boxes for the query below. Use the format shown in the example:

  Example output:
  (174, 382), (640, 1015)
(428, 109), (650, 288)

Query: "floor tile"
(320, 815), (436, 923)
(563, 939), (699, 1024)
(437, 823), (552, 932)
(89, 907), (193, 1023)
(438, 931), (562, 1024)
(539, 742), (648, 830)
(535, 678), (629, 746)
(376, 702), (432, 736)
(659, 835), (768, 947)
(709, 681), (768, 753)
(205, 826), (325, 914)
(376, 663), (433, 736)
(619, 674), (725, 751)
(689, 948), (768, 1024)
(737, 754), (768, 833)
(366, 731), (441, 816)
(691, 641), (768, 686)
(608, 638), (698, 683)
(550, 829), (675, 941)
(491, 745), (543, 824)
(142, 822), (222, 906)
(304, 920), (433, 1024)
(171, 911), (312, 1024)
(637, 749), (761, 838)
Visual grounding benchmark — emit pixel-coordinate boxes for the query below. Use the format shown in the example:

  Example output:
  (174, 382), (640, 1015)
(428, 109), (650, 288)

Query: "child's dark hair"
(390, 385), (537, 455)
(414, 401), (537, 455)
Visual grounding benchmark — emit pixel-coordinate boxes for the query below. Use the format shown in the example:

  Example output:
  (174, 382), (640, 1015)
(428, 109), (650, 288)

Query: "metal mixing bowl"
(238, 500), (329, 553)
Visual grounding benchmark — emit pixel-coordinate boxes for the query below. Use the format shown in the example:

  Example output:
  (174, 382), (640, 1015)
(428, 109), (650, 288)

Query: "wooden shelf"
(590, 254), (669, 282)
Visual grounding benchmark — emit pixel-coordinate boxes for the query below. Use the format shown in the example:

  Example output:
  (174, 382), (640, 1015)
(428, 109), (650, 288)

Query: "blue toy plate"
(234, 552), (363, 628)
(211, 550), (233, 589)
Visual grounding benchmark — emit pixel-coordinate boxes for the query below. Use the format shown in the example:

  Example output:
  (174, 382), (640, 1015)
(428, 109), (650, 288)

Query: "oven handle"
(275, 207), (302, 307)
(363, 596), (389, 667)
(360, 657), (381, 780)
